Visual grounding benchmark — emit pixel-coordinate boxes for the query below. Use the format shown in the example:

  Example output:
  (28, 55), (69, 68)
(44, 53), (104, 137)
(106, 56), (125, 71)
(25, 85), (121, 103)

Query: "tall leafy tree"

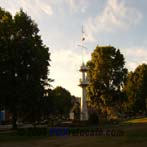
(0, 8), (13, 109)
(40, 87), (74, 121)
(123, 64), (147, 114)
(52, 86), (72, 118)
(87, 46), (127, 117)
(0, 8), (50, 129)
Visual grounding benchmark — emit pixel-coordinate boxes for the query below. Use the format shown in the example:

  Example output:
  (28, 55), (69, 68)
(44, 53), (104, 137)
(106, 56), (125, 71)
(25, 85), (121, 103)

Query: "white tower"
(78, 26), (89, 121)
(79, 63), (89, 120)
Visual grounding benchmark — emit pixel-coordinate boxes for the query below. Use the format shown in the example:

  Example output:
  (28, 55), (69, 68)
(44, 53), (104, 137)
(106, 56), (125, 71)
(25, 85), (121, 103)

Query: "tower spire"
(78, 25), (89, 121)
(82, 25), (85, 41)
(78, 25), (87, 63)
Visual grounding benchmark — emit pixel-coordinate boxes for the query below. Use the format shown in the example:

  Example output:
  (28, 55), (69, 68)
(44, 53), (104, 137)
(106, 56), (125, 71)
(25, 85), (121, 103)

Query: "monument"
(78, 26), (89, 121)
(79, 62), (89, 120)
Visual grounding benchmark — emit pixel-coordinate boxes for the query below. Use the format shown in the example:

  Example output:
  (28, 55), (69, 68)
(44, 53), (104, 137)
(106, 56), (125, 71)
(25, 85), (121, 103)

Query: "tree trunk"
(12, 112), (17, 130)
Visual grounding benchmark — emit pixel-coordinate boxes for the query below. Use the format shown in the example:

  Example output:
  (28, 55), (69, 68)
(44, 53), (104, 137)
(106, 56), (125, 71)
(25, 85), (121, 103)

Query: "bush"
(17, 128), (48, 136)
(88, 112), (99, 125)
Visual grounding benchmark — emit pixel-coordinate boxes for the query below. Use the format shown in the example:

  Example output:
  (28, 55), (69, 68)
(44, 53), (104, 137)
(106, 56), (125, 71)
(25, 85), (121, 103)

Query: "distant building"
(69, 97), (81, 120)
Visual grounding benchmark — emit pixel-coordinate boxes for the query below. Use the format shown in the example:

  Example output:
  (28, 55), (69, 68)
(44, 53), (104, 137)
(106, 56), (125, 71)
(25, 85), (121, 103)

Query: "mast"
(78, 26), (89, 120)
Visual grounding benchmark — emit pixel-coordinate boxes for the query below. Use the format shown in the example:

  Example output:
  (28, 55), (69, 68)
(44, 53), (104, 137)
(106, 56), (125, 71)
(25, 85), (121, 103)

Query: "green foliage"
(123, 64), (147, 114)
(52, 86), (72, 118)
(88, 112), (99, 124)
(87, 46), (127, 117)
(0, 8), (50, 128)
(42, 86), (73, 119)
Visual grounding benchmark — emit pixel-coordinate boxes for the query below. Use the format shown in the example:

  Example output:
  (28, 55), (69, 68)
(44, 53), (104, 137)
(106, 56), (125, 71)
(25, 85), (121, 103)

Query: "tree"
(87, 46), (127, 118)
(123, 64), (147, 114)
(52, 86), (72, 118)
(0, 8), (50, 129)
(39, 86), (74, 122)
(0, 8), (13, 105)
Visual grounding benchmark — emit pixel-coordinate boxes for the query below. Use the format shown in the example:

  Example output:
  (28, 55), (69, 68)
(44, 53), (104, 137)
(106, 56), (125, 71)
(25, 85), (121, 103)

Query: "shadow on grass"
(0, 131), (47, 142)
(0, 118), (147, 146)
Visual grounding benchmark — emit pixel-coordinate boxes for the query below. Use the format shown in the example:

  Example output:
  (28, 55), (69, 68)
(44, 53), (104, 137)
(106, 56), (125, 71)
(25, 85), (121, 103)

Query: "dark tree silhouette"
(0, 8), (51, 129)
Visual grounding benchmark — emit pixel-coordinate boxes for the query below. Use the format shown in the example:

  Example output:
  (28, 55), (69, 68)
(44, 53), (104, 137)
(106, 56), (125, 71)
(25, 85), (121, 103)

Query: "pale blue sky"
(0, 0), (147, 97)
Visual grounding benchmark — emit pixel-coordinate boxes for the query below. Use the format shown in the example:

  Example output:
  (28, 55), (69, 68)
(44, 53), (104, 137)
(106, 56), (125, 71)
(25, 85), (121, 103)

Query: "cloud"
(20, 0), (53, 18)
(36, 1), (53, 16)
(65, 0), (89, 13)
(123, 48), (147, 71)
(126, 48), (147, 59)
(50, 48), (90, 96)
(0, 0), (53, 18)
(85, 0), (142, 42)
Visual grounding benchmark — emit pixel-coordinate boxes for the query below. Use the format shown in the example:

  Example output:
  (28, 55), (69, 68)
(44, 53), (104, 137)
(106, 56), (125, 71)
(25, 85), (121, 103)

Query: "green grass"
(123, 117), (147, 124)
(0, 118), (147, 146)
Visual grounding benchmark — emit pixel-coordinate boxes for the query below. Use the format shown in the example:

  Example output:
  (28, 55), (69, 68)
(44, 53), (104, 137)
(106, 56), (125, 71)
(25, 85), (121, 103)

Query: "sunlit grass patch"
(123, 117), (147, 124)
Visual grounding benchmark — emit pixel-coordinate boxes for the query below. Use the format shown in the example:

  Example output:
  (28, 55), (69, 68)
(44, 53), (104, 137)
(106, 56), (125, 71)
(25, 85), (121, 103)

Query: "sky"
(0, 0), (147, 97)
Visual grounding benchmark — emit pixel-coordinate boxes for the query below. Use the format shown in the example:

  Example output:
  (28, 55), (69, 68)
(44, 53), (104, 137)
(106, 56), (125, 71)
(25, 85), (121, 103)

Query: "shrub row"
(17, 128), (49, 136)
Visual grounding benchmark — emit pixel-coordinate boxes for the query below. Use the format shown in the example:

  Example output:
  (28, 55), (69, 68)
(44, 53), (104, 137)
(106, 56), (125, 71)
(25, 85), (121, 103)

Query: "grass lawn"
(0, 117), (147, 147)
(123, 117), (147, 124)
